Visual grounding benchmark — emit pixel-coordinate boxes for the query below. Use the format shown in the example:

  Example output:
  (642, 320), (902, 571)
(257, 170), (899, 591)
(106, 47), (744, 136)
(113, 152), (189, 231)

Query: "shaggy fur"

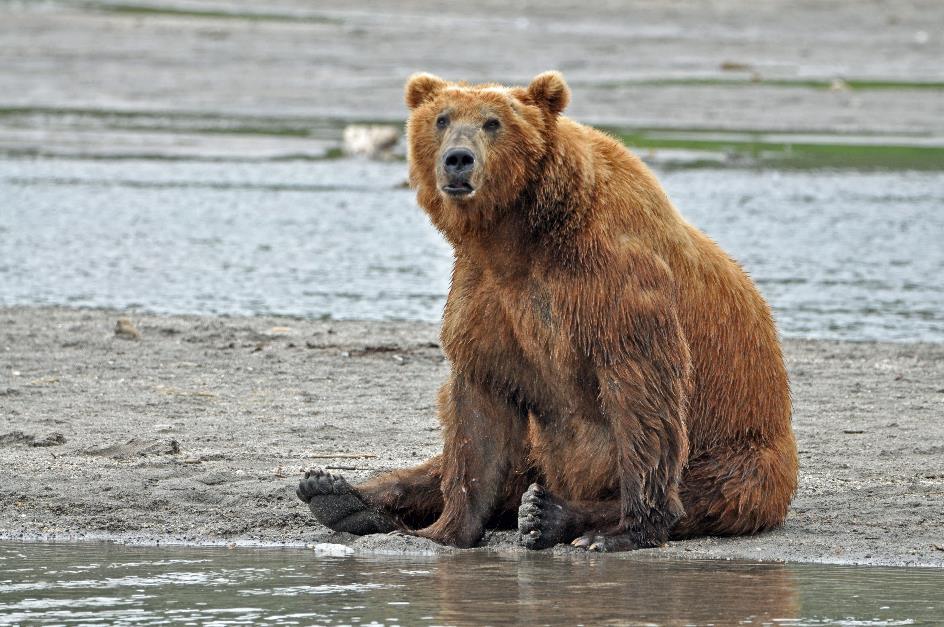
(297, 71), (798, 551)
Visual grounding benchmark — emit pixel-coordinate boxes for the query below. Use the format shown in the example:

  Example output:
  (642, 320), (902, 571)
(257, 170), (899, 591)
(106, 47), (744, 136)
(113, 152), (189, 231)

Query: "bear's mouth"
(442, 183), (475, 198)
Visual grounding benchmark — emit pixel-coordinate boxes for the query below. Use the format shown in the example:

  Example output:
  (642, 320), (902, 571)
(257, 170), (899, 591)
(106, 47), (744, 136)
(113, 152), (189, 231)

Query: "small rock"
(32, 433), (66, 448)
(0, 431), (66, 448)
(829, 78), (850, 91)
(342, 124), (400, 159)
(313, 543), (354, 556)
(0, 431), (34, 446)
(720, 61), (752, 71)
(115, 318), (141, 340)
(83, 437), (180, 459)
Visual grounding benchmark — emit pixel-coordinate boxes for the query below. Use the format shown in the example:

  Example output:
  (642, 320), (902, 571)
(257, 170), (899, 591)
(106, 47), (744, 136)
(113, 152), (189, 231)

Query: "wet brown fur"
(349, 71), (798, 550)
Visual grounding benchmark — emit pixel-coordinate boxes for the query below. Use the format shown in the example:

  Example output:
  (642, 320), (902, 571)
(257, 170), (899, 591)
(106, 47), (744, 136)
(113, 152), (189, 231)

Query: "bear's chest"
(442, 271), (590, 414)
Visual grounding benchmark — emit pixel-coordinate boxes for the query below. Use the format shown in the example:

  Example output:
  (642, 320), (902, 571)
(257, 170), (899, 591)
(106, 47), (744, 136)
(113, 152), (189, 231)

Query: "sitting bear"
(298, 71), (798, 551)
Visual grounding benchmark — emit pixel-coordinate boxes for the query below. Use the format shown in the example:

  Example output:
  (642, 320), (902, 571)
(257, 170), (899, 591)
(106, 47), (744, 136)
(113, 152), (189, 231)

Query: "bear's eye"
(483, 118), (501, 132)
(435, 115), (449, 130)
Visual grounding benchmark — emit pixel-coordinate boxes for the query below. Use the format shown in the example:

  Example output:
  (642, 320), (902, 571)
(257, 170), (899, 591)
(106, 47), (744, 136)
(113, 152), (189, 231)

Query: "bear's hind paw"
(296, 467), (396, 535)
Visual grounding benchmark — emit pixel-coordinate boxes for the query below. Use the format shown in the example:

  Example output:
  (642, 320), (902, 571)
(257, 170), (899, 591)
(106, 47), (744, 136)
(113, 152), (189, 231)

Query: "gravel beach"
(1, 307), (941, 567)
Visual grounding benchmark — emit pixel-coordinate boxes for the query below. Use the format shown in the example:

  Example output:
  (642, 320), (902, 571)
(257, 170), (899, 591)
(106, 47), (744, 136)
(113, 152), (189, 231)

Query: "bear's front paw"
(517, 483), (570, 550)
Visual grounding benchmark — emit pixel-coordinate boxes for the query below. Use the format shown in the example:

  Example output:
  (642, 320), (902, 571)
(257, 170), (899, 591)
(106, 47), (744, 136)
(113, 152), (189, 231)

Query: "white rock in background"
(313, 543), (355, 556)
(342, 124), (401, 159)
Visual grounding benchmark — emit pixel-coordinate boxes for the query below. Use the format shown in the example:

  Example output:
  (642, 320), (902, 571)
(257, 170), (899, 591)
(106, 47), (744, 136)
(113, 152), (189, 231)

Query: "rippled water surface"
(1, 158), (942, 341)
(1, 543), (943, 626)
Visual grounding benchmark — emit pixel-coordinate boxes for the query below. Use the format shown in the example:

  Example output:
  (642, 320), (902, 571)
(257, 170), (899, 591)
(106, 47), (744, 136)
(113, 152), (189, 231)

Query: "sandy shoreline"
(1, 306), (942, 566)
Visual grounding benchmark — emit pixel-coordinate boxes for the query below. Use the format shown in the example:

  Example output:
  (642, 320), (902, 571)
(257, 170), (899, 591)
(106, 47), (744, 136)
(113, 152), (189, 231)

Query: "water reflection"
(2, 542), (942, 625)
(427, 554), (800, 625)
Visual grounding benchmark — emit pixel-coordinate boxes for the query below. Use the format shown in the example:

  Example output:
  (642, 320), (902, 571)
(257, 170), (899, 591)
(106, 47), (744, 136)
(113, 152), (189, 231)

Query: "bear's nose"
(443, 148), (475, 176)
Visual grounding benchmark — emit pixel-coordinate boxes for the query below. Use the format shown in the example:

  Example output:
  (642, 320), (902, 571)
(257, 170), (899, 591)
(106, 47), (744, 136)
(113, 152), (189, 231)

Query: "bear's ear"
(405, 72), (448, 109)
(526, 71), (570, 115)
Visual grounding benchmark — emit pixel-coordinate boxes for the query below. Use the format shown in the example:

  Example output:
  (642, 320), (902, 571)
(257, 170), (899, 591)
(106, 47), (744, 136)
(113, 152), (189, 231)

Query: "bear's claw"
(571, 534), (607, 552)
(571, 532), (641, 552)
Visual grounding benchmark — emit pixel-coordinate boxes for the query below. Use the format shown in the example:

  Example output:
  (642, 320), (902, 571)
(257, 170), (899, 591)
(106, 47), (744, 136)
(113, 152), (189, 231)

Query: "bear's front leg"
(519, 278), (692, 551)
(413, 376), (530, 548)
(593, 354), (690, 548)
(517, 354), (690, 551)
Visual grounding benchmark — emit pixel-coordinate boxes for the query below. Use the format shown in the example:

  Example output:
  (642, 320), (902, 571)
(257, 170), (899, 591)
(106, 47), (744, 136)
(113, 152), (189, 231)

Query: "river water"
(1, 542), (942, 626)
(1, 157), (942, 342)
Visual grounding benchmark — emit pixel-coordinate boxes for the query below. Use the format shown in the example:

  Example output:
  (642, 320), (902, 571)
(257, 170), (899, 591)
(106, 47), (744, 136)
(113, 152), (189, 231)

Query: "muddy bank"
(0, 307), (942, 566)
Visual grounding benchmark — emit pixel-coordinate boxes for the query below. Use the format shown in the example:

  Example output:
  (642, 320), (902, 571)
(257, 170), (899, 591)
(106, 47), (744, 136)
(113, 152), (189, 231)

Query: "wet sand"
(1, 307), (941, 566)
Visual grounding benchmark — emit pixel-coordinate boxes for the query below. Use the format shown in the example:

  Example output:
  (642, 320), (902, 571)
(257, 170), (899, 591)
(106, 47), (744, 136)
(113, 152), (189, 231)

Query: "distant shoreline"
(1, 306), (942, 567)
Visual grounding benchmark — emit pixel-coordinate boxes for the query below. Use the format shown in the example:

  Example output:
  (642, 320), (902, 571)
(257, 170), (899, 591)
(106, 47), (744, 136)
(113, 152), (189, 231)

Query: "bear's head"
(405, 71), (570, 241)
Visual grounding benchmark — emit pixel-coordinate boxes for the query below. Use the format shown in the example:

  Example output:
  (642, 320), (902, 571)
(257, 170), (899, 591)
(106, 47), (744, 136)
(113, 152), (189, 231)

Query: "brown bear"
(297, 71), (798, 551)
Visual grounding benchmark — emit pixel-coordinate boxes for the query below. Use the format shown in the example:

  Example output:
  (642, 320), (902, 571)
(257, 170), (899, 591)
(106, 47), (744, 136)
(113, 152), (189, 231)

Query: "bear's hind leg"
(674, 439), (798, 538)
(355, 455), (444, 530)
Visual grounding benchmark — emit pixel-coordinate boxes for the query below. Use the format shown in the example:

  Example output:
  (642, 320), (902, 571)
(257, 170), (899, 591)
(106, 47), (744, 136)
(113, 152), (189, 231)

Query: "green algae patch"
(607, 128), (944, 170)
(585, 78), (944, 91)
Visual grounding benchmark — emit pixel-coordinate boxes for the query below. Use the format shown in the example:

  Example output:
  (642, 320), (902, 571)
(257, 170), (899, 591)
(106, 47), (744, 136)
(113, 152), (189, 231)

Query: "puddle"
(1, 542), (942, 625)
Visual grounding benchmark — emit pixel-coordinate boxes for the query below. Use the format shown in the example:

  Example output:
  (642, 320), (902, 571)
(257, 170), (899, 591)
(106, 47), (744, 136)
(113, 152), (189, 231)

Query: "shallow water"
(1, 157), (942, 341)
(1, 543), (942, 626)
